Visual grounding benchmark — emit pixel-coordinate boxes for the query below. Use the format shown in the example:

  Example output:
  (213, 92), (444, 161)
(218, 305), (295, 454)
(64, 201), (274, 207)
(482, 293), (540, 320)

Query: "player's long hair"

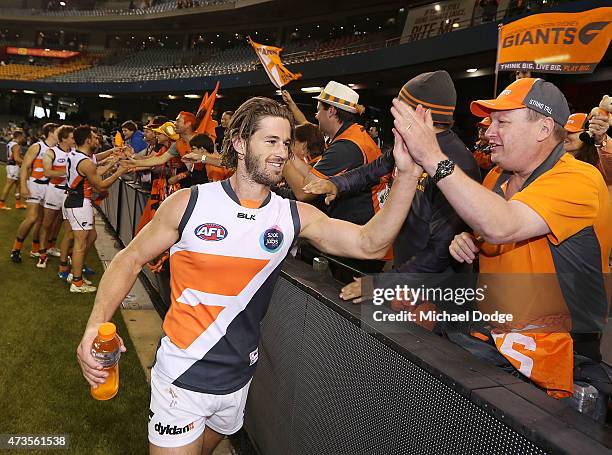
(221, 97), (295, 169)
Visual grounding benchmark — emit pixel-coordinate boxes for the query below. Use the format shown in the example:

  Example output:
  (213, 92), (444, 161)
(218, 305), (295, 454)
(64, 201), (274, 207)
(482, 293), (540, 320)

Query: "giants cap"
(470, 78), (570, 126)
(564, 113), (588, 133)
(478, 117), (491, 127)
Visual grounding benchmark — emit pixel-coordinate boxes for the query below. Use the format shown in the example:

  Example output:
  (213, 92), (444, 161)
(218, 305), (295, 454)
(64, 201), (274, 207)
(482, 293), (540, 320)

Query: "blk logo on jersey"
(237, 212), (255, 221)
(260, 226), (283, 253)
(195, 223), (228, 241)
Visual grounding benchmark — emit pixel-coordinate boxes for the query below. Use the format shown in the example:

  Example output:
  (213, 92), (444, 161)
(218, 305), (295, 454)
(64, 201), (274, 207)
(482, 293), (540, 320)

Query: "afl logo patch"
(260, 226), (283, 253)
(194, 223), (228, 241)
(57, 158), (66, 163)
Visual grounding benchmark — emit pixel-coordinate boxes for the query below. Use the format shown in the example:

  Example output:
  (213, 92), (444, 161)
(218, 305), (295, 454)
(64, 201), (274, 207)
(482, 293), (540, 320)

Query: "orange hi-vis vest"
(31, 140), (51, 182)
(332, 124), (387, 213)
(49, 146), (69, 185)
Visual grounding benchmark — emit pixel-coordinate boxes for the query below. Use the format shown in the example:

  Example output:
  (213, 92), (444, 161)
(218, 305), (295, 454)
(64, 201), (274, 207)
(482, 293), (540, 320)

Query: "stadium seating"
(1, 0), (232, 17)
(0, 57), (93, 80)
(35, 34), (384, 83)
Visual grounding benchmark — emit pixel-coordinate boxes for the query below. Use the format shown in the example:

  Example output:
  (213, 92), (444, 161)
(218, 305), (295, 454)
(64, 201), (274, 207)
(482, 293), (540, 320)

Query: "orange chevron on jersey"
(169, 250), (269, 296)
(31, 140), (51, 181)
(164, 251), (270, 349)
(492, 330), (573, 398)
(165, 303), (227, 350)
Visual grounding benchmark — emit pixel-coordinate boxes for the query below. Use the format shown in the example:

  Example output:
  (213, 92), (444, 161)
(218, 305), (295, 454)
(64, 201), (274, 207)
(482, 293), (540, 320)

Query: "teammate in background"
(78, 97), (423, 454)
(10, 123), (59, 264)
(0, 129), (27, 210)
(36, 125), (73, 268)
(58, 127), (117, 281)
(64, 125), (127, 292)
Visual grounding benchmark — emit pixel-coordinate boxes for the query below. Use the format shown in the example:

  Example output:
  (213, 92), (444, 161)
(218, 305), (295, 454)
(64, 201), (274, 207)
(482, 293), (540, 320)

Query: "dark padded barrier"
(245, 259), (611, 455)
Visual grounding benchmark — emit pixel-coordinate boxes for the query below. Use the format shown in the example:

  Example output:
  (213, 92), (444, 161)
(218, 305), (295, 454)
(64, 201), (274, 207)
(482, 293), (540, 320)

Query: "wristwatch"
(594, 139), (607, 149)
(432, 159), (456, 183)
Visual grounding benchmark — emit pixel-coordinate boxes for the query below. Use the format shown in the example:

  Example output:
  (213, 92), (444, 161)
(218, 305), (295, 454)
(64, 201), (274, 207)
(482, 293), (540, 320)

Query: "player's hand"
(391, 99), (444, 169)
(339, 277), (363, 304)
(449, 232), (480, 264)
(391, 127), (423, 178)
(20, 185), (30, 200)
(303, 178), (338, 205)
(76, 324), (126, 388)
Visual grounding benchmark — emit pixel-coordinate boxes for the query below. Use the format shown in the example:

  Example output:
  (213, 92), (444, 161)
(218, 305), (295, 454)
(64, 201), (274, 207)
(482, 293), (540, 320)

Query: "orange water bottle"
(90, 322), (121, 400)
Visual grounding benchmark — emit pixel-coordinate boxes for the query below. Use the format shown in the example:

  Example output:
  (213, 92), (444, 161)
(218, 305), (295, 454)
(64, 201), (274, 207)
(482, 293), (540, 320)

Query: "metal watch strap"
(432, 159), (455, 183)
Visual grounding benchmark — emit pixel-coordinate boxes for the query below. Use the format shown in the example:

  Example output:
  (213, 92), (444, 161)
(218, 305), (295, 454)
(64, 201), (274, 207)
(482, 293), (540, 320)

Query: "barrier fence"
(96, 177), (610, 455)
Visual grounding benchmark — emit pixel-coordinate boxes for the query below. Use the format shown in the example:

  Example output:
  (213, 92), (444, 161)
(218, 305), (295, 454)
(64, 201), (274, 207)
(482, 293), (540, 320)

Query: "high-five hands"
(391, 99), (444, 170)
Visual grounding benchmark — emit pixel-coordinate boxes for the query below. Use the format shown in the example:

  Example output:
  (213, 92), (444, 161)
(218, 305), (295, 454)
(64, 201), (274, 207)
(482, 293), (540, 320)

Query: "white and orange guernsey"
(65, 149), (93, 206)
(49, 146), (69, 186)
(31, 140), (52, 183)
(154, 180), (300, 394)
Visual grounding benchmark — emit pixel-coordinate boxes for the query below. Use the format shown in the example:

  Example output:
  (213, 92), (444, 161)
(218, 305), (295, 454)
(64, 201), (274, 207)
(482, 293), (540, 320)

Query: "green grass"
(0, 163), (150, 454)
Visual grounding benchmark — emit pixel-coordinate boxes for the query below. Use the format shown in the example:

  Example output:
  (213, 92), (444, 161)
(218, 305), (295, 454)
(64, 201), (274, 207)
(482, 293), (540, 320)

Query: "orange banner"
(5, 47), (80, 59)
(497, 7), (612, 74)
(248, 37), (301, 89)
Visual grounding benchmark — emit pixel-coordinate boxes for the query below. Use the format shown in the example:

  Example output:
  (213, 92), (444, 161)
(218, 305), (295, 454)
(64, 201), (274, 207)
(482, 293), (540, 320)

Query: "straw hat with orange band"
(313, 81), (365, 115)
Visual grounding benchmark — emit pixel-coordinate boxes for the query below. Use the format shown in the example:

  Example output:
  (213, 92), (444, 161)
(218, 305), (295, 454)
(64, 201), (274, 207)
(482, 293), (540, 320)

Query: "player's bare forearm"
(359, 171), (418, 256)
(298, 171), (417, 259)
(87, 189), (188, 327)
(86, 249), (141, 328)
(44, 169), (67, 178)
(283, 161), (317, 202)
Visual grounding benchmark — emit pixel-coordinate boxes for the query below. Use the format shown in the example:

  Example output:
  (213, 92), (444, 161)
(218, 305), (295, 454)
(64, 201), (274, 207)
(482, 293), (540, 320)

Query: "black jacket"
(330, 129), (480, 276)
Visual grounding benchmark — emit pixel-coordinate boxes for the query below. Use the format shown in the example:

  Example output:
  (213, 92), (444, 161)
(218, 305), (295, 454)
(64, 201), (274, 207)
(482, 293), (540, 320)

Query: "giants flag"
(248, 37), (302, 88)
(496, 7), (611, 74)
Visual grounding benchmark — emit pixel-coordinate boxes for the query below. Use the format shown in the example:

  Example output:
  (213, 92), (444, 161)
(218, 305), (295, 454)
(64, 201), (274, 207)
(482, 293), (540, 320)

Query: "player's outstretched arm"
(297, 169), (417, 259)
(298, 126), (422, 259)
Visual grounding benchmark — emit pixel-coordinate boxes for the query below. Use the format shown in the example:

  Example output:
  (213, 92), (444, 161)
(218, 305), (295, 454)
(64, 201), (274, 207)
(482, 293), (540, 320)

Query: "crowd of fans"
(2, 69), (611, 425)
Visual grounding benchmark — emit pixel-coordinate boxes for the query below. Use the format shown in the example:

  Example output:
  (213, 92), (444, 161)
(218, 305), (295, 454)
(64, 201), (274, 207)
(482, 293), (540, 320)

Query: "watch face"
(434, 159), (455, 182)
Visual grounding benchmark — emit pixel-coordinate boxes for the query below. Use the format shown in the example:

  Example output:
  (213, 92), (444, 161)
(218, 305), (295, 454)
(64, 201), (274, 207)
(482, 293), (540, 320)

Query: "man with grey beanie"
(304, 70), (480, 313)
